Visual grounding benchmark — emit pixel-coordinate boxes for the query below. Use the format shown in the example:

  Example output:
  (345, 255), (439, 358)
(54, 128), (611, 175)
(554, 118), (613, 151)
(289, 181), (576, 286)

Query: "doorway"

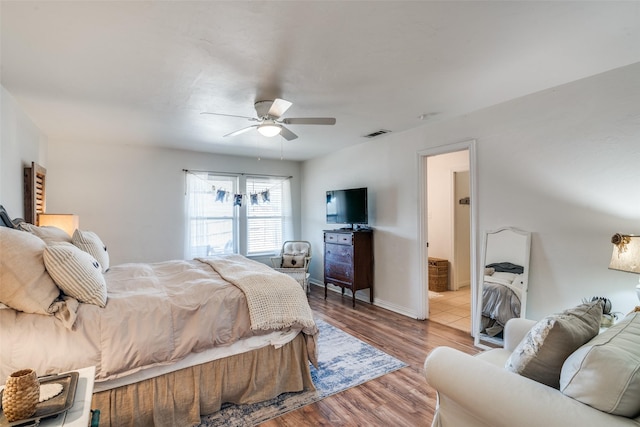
(418, 140), (478, 336)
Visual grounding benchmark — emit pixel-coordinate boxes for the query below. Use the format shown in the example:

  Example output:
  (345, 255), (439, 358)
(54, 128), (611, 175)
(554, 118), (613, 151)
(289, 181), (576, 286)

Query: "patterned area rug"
(199, 319), (407, 426)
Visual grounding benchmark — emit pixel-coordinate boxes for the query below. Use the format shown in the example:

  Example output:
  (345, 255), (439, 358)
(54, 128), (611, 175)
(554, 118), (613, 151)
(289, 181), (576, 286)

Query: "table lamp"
(38, 213), (79, 237)
(609, 233), (640, 301)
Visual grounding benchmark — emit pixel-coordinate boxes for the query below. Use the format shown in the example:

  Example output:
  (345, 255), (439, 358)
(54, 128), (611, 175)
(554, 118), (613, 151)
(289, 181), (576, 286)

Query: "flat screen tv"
(326, 187), (368, 227)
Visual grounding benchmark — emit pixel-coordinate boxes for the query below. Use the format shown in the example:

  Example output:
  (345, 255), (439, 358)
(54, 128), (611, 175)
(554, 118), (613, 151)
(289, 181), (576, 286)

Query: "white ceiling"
(2, 1), (640, 161)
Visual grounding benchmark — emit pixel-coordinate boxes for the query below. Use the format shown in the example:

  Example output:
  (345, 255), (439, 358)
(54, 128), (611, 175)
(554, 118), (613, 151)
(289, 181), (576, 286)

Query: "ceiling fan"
(201, 98), (336, 141)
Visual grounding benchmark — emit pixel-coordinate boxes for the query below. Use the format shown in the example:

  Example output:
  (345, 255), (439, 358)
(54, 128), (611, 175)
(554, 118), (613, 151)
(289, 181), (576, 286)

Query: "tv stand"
(323, 229), (373, 308)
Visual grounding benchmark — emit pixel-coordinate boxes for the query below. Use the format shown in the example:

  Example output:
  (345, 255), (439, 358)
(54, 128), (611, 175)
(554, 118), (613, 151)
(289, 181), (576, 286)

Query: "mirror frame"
(474, 226), (531, 349)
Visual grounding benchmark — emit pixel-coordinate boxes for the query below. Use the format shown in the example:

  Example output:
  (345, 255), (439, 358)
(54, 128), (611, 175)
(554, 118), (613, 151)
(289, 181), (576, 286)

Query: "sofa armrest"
(503, 318), (536, 352)
(424, 347), (637, 427)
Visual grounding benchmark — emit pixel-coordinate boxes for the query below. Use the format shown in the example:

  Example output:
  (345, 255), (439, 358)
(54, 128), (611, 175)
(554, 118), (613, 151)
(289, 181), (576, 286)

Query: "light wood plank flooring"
(261, 285), (480, 427)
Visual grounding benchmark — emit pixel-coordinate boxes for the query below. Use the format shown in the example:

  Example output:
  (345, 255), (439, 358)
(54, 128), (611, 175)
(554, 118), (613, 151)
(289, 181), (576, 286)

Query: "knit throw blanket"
(197, 255), (317, 335)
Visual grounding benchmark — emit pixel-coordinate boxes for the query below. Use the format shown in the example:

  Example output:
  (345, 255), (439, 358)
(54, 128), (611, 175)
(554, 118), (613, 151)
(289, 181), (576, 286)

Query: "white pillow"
(0, 227), (61, 315)
(491, 271), (516, 283)
(43, 243), (107, 308)
(18, 222), (71, 244)
(282, 254), (305, 268)
(72, 229), (109, 272)
(560, 312), (640, 417)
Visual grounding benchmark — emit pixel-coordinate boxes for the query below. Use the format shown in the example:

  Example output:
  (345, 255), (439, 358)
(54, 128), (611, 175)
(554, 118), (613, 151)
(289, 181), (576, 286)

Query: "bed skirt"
(91, 333), (314, 426)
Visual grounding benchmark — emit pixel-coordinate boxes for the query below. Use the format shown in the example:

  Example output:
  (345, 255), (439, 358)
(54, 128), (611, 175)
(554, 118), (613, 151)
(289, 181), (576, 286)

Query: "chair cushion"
(282, 241), (309, 256)
(560, 311), (640, 418)
(505, 301), (602, 388)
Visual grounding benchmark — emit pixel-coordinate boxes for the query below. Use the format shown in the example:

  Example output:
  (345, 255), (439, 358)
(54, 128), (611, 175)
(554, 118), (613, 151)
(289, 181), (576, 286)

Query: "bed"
(480, 262), (525, 337)
(0, 205), (318, 426)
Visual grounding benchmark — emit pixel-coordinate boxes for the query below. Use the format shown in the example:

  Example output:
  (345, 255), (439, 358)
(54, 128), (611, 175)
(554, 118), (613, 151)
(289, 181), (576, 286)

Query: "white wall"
(0, 86), (48, 216)
(302, 62), (640, 320)
(45, 142), (302, 265)
(427, 150), (469, 289)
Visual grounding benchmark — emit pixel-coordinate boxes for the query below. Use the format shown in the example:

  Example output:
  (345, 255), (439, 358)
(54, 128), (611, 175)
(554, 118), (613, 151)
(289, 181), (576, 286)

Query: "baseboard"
(308, 280), (420, 319)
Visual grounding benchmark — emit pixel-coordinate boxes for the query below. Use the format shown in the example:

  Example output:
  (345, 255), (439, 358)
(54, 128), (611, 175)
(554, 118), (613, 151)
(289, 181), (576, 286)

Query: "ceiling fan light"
(257, 122), (281, 137)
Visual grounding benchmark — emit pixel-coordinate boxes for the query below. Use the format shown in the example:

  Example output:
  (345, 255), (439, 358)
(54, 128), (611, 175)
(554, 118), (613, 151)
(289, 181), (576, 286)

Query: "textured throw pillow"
(560, 311), (640, 417)
(505, 301), (603, 388)
(43, 243), (107, 308)
(282, 254), (305, 268)
(18, 222), (72, 244)
(72, 229), (109, 272)
(0, 227), (61, 314)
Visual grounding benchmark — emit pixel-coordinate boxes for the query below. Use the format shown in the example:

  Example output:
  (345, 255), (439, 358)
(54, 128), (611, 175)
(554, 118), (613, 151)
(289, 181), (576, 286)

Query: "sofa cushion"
(560, 311), (640, 418)
(505, 301), (602, 388)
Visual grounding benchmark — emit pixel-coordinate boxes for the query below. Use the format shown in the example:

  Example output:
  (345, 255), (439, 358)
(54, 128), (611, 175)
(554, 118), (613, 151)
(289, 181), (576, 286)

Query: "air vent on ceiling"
(363, 129), (391, 138)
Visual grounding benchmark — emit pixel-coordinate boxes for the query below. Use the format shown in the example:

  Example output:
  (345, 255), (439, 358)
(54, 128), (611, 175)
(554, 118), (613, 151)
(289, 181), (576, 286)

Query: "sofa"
(424, 304), (640, 427)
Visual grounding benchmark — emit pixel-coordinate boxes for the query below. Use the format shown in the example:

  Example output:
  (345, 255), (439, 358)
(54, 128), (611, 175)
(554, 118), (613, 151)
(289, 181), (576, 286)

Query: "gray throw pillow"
(505, 301), (602, 388)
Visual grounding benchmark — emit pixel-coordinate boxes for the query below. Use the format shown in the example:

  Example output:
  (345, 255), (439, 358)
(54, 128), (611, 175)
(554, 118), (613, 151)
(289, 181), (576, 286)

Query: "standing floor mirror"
(475, 226), (531, 348)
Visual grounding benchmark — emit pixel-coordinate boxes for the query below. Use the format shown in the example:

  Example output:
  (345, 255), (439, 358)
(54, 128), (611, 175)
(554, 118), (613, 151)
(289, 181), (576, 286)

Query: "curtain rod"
(182, 169), (292, 179)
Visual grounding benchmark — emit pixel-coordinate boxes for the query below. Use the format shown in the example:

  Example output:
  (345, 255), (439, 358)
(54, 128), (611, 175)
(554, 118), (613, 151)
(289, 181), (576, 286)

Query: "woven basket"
(428, 258), (449, 292)
(2, 369), (40, 422)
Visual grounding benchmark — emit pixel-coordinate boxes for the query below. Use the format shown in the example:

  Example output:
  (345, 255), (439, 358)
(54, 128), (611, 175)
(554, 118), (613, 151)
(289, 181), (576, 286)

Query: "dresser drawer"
(325, 261), (353, 283)
(325, 232), (353, 245)
(325, 243), (353, 264)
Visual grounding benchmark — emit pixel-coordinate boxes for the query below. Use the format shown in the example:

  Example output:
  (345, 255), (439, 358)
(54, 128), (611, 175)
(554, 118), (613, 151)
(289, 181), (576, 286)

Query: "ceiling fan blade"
(282, 117), (336, 125)
(267, 98), (293, 119)
(201, 112), (258, 121)
(279, 126), (298, 141)
(224, 125), (258, 137)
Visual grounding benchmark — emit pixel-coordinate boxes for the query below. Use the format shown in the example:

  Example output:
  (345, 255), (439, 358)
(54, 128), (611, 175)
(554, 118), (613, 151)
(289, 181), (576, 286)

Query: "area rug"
(198, 319), (407, 426)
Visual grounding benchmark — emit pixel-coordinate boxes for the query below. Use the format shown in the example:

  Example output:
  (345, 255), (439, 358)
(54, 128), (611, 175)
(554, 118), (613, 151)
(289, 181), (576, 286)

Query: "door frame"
(417, 139), (478, 336)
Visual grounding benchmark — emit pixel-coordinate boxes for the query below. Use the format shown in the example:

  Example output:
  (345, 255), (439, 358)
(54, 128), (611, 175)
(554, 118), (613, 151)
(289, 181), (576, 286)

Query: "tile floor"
(429, 286), (471, 333)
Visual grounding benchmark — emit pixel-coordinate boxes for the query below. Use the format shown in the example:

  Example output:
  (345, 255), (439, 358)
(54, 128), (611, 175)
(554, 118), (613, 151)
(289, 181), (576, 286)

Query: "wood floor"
(261, 286), (481, 427)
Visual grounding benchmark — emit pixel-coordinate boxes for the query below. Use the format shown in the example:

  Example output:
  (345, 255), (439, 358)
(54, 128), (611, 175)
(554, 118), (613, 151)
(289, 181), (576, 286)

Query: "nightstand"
(40, 366), (96, 427)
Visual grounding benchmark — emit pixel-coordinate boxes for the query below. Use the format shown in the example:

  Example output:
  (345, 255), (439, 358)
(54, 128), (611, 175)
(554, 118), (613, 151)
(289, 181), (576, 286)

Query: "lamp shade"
(609, 234), (640, 274)
(38, 214), (79, 237)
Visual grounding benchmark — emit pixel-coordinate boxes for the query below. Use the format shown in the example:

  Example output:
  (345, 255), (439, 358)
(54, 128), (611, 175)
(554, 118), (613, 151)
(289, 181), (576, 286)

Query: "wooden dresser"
(323, 229), (373, 307)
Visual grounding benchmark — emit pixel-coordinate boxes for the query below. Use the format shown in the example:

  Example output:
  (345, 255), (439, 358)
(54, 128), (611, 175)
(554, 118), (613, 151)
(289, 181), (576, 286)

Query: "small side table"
(40, 366), (96, 427)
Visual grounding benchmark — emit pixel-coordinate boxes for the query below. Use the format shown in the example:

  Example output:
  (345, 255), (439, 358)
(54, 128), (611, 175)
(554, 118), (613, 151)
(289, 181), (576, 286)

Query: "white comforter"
(0, 257), (313, 383)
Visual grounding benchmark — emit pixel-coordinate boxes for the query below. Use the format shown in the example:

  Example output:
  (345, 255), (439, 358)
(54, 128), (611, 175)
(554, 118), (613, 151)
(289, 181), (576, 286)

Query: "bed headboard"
(0, 205), (17, 228)
(24, 162), (47, 225)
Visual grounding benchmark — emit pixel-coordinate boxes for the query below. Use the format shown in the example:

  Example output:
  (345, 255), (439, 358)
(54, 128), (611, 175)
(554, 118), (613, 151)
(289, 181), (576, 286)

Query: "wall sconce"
(609, 233), (640, 301)
(38, 213), (79, 237)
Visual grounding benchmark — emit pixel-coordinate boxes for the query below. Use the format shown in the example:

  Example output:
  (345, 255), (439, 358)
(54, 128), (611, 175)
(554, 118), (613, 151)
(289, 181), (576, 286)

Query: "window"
(185, 172), (292, 259)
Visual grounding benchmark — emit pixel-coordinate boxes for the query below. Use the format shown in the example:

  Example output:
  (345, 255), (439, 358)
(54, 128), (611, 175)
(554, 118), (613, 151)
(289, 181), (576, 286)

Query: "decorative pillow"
(511, 273), (525, 287)
(484, 267), (495, 276)
(18, 222), (71, 244)
(282, 254), (306, 268)
(560, 311), (640, 417)
(491, 271), (517, 283)
(43, 243), (107, 308)
(505, 301), (603, 388)
(0, 227), (61, 315)
(72, 229), (109, 272)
